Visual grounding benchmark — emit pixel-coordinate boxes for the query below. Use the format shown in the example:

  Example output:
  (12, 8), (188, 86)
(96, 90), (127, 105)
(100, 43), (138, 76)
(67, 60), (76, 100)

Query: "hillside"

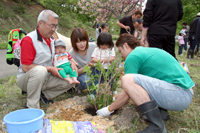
(0, 0), (96, 43)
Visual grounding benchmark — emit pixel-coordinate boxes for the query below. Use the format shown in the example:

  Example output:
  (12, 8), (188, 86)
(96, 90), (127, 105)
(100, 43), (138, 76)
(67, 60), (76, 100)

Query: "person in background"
(96, 23), (101, 39)
(69, 28), (97, 94)
(187, 12), (200, 59)
(182, 22), (190, 51)
(117, 10), (142, 35)
(101, 23), (109, 32)
(54, 39), (80, 84)
(133, 19), (142, 39)
(96, 33), (194, 133)
(141, 0), (183, 58)
(195, 19), (200, 57)
(17, 10), (75, 109)
(178, 31), (185, 56)
(133, 19), (148, 47)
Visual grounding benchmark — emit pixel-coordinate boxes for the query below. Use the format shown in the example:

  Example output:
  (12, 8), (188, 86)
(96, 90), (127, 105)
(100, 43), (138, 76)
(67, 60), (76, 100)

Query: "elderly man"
(97, 33), (194, 133)
(17, 10), (75, 109)
(117, 10), (142, 35)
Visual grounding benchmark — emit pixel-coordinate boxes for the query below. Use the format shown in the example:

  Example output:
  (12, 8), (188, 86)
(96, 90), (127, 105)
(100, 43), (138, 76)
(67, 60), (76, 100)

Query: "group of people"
(95, 23), (109, 39)
(178, 13), (200, 58)
(17, 10), (116, 109)
(17, 0), (196, 131)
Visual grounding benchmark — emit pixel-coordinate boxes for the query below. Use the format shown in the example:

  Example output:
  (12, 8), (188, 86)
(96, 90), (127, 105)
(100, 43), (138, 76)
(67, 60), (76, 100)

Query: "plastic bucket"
(2, 108), (45, 133)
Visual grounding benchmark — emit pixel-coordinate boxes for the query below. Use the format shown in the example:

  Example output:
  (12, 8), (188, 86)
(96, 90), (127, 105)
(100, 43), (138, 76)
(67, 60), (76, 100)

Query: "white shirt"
(91, 47), (115, 69)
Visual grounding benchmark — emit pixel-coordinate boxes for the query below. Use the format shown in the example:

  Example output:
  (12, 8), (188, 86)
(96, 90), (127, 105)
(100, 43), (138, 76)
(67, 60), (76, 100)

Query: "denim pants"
(77, 68), (97, 90)
(184, 38), (188, 50)
(178, 44), (184, 55)
(133, 74), (193, 111)
(93, 69), (114, 90)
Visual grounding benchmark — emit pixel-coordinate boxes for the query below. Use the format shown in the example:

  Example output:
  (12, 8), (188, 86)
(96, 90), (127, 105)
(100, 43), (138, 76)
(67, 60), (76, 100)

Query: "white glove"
(96, 106), (114, 117)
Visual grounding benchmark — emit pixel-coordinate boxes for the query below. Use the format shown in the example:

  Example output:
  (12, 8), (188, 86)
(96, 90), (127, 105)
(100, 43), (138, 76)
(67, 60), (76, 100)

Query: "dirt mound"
(44, 96), (139, 132)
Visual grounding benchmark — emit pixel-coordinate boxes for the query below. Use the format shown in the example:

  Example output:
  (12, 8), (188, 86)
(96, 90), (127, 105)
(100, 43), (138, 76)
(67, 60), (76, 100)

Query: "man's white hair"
(37, 10), (58, 25)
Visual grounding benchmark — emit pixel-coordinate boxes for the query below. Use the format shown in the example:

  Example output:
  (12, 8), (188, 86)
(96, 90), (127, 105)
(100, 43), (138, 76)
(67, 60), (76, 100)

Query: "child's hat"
(180, 30), (185, 35)
(54, 39), (66, 48)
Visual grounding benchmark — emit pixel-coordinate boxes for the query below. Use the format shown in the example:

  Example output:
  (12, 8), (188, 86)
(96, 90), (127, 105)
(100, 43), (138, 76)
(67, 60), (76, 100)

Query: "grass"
(0, 45), (200, 132)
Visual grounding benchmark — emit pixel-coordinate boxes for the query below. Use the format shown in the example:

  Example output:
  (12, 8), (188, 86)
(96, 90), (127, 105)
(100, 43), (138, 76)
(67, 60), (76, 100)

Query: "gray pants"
(17, 66), (73, 108)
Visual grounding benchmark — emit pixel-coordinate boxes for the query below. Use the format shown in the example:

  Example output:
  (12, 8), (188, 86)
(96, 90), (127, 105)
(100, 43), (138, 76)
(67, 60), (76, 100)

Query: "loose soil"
(44, 96), (140, 132)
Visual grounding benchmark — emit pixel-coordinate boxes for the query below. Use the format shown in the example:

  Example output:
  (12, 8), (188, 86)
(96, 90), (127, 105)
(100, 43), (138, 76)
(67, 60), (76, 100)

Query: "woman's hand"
(87, 60), (94, 67)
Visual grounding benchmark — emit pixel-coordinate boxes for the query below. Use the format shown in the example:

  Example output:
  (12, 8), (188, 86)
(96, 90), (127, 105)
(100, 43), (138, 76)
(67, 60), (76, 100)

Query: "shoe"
(40, 92), (54, 104)
(136, 100), (167, 133)
(25, 104), (29, 108)
(159, 107), (170, 121)
(67, 87), (76, 94)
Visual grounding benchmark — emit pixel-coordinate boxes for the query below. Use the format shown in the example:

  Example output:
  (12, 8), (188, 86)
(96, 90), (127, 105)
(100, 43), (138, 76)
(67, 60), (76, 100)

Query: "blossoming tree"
(78, 0), (144, 22)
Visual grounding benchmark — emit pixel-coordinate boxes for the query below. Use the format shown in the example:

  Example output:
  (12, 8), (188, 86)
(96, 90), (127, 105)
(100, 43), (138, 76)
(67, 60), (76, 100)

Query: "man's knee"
(30, 66), (48, 79)
(121, 74), (134, 88)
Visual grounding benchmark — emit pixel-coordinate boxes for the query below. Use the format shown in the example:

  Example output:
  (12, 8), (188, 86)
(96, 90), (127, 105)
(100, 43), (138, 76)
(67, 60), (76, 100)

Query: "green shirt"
(125, 47), (195, 89)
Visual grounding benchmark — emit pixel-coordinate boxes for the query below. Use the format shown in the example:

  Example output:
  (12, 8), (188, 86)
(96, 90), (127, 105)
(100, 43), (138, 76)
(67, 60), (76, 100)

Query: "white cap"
(54, 39), (66, 48)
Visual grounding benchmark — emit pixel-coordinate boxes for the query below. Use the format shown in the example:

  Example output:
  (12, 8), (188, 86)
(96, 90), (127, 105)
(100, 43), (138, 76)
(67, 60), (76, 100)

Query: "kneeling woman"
(69, 28), (97, 92)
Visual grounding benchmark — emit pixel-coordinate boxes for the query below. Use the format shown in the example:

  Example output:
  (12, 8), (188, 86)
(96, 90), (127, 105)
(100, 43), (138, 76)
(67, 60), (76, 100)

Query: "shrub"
(83, 51), (124, 110)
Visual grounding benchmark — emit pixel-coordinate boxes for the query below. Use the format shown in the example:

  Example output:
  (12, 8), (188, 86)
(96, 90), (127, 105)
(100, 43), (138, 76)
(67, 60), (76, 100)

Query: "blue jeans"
(133, 74), (193, 111)
(93, 69), (114, 90)
(184, 38), (187, 50)
(178, 44), (184, 55)
(77, 68), (98, 90)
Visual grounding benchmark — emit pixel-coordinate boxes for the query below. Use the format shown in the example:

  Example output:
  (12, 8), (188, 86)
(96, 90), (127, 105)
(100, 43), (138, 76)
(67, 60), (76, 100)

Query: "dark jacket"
(195, 18), (200, 42)
(143, 0), (183, 36)
(189, 16), (200, 36)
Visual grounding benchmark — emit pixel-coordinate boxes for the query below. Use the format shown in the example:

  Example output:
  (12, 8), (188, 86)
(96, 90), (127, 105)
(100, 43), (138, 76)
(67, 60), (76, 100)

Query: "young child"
(91, 32), (115, 70)
(54, 39), (80, 84)
(91, 32), (115, 91)
(178, 31), (185, 55)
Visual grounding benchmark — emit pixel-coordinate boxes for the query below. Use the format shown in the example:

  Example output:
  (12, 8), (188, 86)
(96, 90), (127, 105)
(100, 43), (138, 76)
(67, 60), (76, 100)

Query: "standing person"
(96, 33), (194, 133)
(96, 23), (101, 39)
(117, 10), (142, 35)
(178, 31), (185, 55)
(141, 0), (184, 58)
(187, 12), (200, 59)
(101, 23), (109, 32)
(17, 10), (75, 109)
(182, 22), (190, 51)
(54, 39), (80, 85)
(69, 28), (97, 93)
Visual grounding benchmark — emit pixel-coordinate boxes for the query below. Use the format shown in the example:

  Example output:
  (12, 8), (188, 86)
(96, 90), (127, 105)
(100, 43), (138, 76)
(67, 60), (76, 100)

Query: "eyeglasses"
(43, 21), (58, 30)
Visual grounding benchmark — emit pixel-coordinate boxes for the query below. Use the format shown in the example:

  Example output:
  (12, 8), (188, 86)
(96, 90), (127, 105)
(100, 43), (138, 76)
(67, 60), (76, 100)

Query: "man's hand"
(124, 26), (130, 31)
(96, 106), (114, 117)
(48, 67), (62, 79)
